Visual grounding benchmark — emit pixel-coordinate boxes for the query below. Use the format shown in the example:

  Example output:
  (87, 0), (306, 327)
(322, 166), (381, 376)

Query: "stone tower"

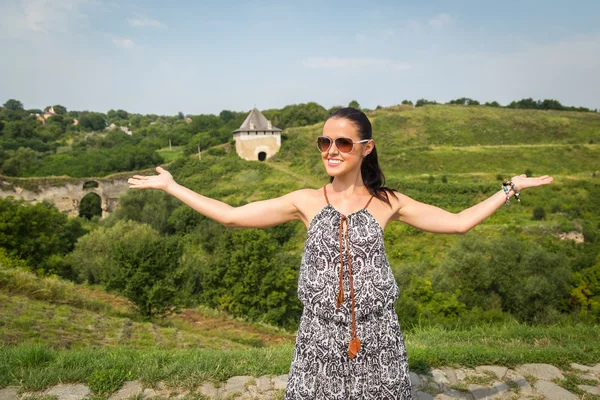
(233, 108), (281, 161)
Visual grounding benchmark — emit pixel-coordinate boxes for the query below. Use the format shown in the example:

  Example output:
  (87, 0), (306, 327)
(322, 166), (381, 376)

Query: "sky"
(1, 0), (599, 115)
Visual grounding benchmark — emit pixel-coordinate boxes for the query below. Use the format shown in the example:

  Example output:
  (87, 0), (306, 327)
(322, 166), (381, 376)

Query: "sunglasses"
(316, 136), (370, 153)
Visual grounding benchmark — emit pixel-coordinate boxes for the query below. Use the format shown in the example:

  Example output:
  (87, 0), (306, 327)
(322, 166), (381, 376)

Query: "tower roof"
(233, 108), (281, 133)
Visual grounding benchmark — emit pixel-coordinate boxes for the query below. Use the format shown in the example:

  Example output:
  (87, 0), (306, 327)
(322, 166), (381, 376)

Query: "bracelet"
(502, 181), (521, 206)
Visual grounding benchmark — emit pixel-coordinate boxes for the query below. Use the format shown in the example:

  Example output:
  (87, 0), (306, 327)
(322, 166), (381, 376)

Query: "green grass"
(1, 319), (598, 391)
(157, 146), (185, 163)
(0, 267), (296, 351)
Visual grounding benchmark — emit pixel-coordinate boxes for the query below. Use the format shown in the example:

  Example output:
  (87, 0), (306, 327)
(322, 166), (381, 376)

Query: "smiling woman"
(128, 107), (553, 399)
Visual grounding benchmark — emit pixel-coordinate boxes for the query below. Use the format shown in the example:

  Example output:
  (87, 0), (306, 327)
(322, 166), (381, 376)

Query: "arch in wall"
(79, 192), (102, 220)
(83, 180), (99, 189)
(258, 151), (267, 161)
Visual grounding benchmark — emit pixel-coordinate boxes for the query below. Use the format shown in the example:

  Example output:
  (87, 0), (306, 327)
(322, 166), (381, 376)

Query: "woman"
(128, 107), (553, 399)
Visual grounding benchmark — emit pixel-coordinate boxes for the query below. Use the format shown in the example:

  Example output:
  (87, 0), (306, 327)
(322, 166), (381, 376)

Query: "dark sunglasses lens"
(335, 138), (354, 153)
(317, 137), (331, 152)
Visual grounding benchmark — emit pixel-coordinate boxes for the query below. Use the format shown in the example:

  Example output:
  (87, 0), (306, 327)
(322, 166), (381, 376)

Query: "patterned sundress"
(284, 186), (414, 399)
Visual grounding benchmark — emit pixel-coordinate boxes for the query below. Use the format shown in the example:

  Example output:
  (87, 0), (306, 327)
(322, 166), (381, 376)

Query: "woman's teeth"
(328, 159), (342, 166)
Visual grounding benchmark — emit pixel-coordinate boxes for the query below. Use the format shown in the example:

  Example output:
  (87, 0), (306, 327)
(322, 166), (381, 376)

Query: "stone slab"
(578, 384), (600, 395)
(224, 375), (253, 393)
(416, 391), (435, 400)
(535, 380), (578, 400)
(515, 363), (564, 381)
(108, 381), (143, 400)
(475, 366), (508, 380)
(256, 375), (273, 391)
(431, 369), (451, 386)
(271, 374), (289, 390)
(198, 382), (220, 399)
(45, 384), (91, 400)
(410, 372), (421, 387)
(0, 388), (19, 400)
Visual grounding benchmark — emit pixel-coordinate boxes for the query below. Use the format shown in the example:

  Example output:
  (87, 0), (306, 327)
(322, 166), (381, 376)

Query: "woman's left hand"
(510, 174), (554, 190)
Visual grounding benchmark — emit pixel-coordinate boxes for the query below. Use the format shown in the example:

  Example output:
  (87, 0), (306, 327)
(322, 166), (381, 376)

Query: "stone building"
(233, 108), (281, 161)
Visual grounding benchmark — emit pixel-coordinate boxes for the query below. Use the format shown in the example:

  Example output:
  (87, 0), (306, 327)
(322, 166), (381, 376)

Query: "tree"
(447, 98), (480, 106)
(0, 197), (86, 275)
(46, 105), (67, 115)
(3, 99), (24, 112)
(401, 100), (414, 106)
(219, 110), (234, 122)
(69, 220), (188, 318)
(1, 147), (40, 176)
(415, 99), (438, 107)
(348, 100), (360, 109)
(484, 101), (501, 107)
(78, 112), (107, 131)
(107, 230), (184, 318)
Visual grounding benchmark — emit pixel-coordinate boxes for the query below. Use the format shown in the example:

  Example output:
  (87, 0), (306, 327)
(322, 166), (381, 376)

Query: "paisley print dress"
(284, 187), (414, 399)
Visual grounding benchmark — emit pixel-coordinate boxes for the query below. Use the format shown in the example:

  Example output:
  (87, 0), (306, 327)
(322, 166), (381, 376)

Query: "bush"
(533, 206), (546, 220)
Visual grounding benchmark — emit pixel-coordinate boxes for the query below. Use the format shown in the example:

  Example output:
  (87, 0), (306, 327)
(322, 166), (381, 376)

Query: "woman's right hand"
(128, 166), (176, 192)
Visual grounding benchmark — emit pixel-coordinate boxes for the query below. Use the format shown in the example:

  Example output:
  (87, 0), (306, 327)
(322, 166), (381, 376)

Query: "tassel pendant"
(348, 337), (361, 358)
(336, 289), (344, 308)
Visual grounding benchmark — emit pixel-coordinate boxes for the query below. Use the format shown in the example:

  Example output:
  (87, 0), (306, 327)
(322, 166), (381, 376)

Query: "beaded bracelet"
(502, 181), (521, 206)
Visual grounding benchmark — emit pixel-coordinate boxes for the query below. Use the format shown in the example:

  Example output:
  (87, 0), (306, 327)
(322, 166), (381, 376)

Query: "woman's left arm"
(393, 174), (554, 234)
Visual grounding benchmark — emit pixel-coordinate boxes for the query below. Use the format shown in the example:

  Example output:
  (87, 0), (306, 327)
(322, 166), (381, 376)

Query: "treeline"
(400, 97), (599, 112)
(2, 97), (597, 178)
(0, 99), (350, 178)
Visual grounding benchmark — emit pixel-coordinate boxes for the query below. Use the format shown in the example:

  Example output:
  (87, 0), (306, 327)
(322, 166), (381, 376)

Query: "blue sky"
(1, 0), (599, 115)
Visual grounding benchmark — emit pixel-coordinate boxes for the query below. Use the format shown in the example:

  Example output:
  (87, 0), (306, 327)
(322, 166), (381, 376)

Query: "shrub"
(533, 206), (546, 220)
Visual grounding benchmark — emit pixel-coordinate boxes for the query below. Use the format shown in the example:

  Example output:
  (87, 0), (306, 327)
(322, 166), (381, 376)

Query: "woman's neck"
(330, 171), (368, 199)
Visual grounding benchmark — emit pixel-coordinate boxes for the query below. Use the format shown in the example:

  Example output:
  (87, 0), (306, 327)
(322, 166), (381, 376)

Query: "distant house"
(35, 114), (46, 124)
(73, 119), (79, 126)
(185, 117), (192, 123)
(233, 108), (281, 161)
(120, 126), (133, 135)
(43, 106), (56, 120)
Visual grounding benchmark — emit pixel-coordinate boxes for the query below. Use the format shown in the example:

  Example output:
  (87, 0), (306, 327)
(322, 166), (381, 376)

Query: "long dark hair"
(327, 107), (397, 206)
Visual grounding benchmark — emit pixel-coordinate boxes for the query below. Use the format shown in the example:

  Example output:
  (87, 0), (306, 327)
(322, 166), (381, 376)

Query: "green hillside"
(2, 104), (600, 395)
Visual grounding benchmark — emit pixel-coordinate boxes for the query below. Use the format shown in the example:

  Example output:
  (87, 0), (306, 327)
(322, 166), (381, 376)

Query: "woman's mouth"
(328, 159), (343, 167)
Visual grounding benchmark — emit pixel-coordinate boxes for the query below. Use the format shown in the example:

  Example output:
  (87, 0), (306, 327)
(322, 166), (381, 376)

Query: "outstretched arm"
(393, 174), (554, 234)
(128, 167), (301, 228)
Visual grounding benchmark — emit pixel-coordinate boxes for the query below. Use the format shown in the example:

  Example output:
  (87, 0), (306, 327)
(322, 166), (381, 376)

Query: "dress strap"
(364, 194), (374, 209)
(323, 185), (330, 205)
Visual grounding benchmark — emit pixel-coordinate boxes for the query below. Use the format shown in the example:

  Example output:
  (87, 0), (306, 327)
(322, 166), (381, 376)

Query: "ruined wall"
(0, 178), (129, 218)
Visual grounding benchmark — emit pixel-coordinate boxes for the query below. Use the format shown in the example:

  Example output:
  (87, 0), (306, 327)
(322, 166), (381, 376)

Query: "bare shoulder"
(288, 187), (327, 227)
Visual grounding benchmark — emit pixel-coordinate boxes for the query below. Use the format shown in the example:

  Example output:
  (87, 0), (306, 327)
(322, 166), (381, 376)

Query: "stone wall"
(0, 178), (130, 218)
(234, 133), (281, 161)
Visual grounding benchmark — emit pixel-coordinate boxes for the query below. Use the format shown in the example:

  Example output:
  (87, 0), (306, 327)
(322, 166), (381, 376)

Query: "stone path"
(1, 363), (599, 400)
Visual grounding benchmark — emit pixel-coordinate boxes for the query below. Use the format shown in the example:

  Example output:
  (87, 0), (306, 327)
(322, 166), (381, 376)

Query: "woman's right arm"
(128, 166), (302, 228)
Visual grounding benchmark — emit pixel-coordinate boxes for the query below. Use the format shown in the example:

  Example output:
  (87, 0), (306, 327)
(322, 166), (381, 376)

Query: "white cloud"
(113, 37), (135, 48)
(428, 13), (452, 28)
(128, 16), (165, 28)
(20, 0), (88, 33)
(303, 57), (411, 71)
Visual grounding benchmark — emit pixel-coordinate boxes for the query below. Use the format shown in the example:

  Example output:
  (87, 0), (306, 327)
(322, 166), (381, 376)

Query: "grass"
(2, 268), (599, 392)
(1, 306), (599, 389)
(0, 270), (296, 352)
(157, 146), (185, 163)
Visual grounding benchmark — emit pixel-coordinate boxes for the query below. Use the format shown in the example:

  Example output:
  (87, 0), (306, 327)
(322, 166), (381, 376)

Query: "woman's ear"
(363, 139), (375, 157)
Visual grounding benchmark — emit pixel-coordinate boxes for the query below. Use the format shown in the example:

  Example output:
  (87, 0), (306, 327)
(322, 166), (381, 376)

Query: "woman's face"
(320, 117), (373, 178)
